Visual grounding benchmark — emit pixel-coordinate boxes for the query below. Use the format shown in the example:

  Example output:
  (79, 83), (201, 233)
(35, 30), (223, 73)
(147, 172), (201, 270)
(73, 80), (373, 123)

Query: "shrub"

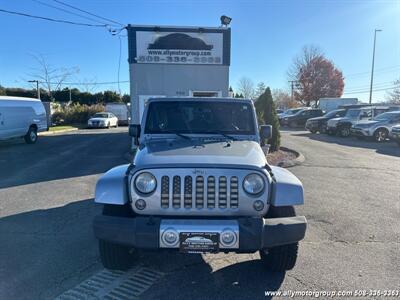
(255, 87), (281, 152)
(51, 103), (105, 125)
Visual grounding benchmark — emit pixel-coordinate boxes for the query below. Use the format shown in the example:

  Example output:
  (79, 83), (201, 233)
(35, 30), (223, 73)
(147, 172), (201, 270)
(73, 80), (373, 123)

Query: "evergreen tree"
(256, 87), (280, 152)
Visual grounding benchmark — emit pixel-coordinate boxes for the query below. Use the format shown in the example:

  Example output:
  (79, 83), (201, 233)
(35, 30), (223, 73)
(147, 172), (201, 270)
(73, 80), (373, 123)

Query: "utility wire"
(343, 86), (396, 95)
(31, 0), (110, 26)
(35, 80), (129, 86)
(53, 0), (124, 26)
(0, 8), (107, 27)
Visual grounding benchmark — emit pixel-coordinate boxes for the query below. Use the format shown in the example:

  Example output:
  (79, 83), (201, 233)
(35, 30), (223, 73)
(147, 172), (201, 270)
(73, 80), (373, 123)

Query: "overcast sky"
(0, 0), (399, 102)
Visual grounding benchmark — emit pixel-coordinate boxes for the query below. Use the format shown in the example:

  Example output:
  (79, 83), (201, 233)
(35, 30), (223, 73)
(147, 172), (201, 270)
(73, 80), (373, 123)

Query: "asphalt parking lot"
(0, 128), (399, 299)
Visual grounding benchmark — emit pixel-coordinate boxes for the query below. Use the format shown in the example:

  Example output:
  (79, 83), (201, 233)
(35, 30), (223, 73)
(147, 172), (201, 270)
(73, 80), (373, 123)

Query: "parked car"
(305, 109), (346, 134)
(0, 96), (48, 144)
(278, 108), (304, 123)
(327, 106), (389, 137)
(276, 109), (284, 114)
(93, 98), (306, 272)
(87, 112), (118, 128)
(391, 125), (400, 146)
(281, 108), (324, 128)
(105, 103), (130, 126)
(351, 111), (400, 142)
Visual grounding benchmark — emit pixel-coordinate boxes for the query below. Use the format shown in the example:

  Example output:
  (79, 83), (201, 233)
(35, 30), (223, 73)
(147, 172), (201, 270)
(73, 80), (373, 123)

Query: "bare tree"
(29, 54), (79, 100)
(386, 79), (400, 104)
(272, 89), (297, 109)
(77, 78), (98, 93)
(237, 77), (255, 99)
(255, 82), (267, 99)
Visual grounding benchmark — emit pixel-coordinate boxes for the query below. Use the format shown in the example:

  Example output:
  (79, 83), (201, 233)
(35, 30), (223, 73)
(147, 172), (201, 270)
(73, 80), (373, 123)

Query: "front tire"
(24, 126), (38, 144)
(99, 240), (133, 271)
(338, 126), (350, 137)
(98, 204), (134, 270)
(374, 128), (388, 142)
(259, 206), (299, 271)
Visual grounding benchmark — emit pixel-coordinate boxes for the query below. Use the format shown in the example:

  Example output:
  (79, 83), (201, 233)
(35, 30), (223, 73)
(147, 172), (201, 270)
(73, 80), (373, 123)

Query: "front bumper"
(93, 215), (307, 252)
(305, 122), (319, 131)
(88, 123), (107, 128)
(350, 127), (371, 137)
(391, 131), (400, 140)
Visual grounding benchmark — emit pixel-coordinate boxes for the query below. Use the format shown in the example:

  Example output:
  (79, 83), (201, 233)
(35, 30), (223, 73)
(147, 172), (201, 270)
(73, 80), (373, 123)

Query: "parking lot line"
(55, 266), (164, 300)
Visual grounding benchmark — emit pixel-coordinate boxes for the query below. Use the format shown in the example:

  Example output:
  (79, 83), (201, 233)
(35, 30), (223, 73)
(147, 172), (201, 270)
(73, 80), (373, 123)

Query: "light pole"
(369, 29), (382, 104)
(28, 80), (40, 99)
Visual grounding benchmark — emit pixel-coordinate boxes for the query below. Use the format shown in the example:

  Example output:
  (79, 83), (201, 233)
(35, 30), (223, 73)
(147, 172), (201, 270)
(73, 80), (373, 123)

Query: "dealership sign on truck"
(127, 25), (231, 65)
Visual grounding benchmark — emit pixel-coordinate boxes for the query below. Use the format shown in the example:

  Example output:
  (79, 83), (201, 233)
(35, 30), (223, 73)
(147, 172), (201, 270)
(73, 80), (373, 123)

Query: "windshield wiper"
(203, 131), (238, 141)
(158, 130), (191, 140)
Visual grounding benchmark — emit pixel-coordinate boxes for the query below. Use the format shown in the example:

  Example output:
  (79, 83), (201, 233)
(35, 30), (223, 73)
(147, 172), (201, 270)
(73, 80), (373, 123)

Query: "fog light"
(135, 199), (146, 210)
(253, 200), (264, 211)
(162, 230), (179, 246)
(220, 230), (236, 246)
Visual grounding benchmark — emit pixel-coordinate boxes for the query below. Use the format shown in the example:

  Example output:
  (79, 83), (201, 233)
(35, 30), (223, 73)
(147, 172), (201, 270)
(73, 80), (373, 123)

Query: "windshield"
(145, 101), (256, 135)
(93, 113), (108, 118)
(324, 109), (344, 118)
(286, 108), (302, 115)
(373, 112), (396, 121)
(345, 109), (361, 118)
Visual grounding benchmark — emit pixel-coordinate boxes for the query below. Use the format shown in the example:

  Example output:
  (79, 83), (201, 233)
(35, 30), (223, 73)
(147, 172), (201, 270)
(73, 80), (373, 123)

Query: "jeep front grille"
(159, 175), (240, 209)
(131, 168), (270, 216)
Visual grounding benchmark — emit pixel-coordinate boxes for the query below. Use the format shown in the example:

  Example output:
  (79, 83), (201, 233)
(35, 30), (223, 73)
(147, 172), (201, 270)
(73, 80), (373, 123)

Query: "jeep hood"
(134, 139), (267, 167)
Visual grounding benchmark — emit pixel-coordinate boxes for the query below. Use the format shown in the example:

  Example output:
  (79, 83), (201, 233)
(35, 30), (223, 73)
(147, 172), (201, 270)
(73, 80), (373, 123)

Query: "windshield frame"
(141, 99), (259, 141)
(93, 113), (109, 118)
(324, 109), (345, 118)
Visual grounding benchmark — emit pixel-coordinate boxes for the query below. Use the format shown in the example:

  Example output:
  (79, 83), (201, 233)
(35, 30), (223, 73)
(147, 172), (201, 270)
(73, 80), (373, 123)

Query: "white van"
(0, 96), (48, 144)
(105, 102), (130, 125)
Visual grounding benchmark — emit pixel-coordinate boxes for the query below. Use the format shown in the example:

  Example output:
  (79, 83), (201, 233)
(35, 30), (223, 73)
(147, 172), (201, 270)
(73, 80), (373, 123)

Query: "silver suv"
(351, 111), (400, 142)
(327, 106), (389, 137)
(93, 98), (306, 271)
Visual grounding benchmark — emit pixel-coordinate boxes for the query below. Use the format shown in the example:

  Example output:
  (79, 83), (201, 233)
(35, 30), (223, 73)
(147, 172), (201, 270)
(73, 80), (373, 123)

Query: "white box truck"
(0, 96), (48, 144)
(319, 98), (358, 112)
(105, 102), (130, 125)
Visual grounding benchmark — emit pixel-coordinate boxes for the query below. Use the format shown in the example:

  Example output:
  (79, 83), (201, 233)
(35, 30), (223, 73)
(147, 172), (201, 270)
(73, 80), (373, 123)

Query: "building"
(127, 25), (231, 124)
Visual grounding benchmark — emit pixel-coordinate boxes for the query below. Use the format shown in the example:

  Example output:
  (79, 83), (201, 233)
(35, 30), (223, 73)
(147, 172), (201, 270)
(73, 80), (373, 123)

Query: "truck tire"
(98, 204), (134, 270)
(99, 240), (133, 271)
(259, 206), (299, 271)
(24, 126), (38, 144)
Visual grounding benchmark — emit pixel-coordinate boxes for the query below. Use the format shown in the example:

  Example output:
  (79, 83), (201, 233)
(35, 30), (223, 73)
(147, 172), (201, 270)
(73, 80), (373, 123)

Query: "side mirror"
(129, 124), (141, 145)
(260, 125), (272, 140)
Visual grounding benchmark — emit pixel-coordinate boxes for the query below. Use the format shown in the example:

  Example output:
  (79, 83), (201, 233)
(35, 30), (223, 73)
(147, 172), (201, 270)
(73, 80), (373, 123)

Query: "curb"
(39, 128), (79, 136)
(276, 146), (305, 168)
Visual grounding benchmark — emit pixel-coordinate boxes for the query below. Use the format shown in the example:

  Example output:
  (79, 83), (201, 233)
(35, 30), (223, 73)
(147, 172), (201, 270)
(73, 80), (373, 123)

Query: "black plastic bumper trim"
(93, 215), (307, 251)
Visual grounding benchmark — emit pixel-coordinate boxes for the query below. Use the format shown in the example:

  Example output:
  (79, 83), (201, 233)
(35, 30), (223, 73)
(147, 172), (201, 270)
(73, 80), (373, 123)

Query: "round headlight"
(134, 172), (157, 194)
(243, 173), (265, 195)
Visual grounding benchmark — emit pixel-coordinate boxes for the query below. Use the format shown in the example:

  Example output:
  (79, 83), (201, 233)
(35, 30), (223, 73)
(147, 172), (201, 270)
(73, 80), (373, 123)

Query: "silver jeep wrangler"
(93, 98), (307, 271)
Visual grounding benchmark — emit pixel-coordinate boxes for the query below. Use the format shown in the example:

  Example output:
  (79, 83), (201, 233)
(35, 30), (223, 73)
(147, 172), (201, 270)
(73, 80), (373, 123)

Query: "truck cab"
(93, 97), (306, 271)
